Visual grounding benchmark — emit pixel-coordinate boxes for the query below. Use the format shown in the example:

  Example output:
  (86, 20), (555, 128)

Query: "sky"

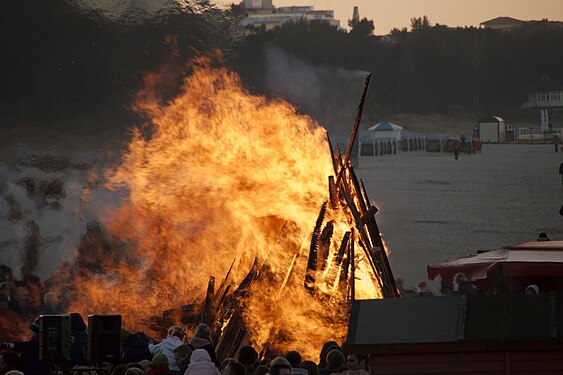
(259, 0), (563, 34)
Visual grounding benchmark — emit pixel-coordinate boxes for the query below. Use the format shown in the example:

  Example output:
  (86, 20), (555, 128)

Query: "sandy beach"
(357, 144), (563, 287)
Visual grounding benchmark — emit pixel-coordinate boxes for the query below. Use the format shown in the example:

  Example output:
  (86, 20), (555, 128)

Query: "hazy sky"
(266, 0), (563, 34)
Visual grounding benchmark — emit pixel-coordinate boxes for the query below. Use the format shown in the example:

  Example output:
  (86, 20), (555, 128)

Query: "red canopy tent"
(427, 241), (563, 294)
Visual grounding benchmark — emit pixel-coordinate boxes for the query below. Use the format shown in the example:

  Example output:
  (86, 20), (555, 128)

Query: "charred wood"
(349, 235), (355, 302)
(357, 240), (385, 294)
(215, 257), (236, 302)
(328, 176), (339, 209)
(340, 188), (372, 250)
(335, 231), (351, 267)
(304, 201), (327, 293)
(348, 165), (367, 214)
(236, 257), (259, 295)
(215, 308), (245, 361)
(318, 220), (334, 271)
(360, 205), (379, 225)
(202, 276), (215, 328)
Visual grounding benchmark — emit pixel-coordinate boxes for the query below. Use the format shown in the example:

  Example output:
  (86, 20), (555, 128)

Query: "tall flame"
(63, 55), (381, 359)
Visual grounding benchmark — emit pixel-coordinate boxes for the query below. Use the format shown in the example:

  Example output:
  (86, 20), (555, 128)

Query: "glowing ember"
(59, 56), (386, 359)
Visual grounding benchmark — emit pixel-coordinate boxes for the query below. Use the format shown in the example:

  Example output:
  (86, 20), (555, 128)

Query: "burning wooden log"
(349, 232), (355, 302)
(318, 220), (334, 271)
(304, 201), (327, 294)
(328, 176), (339, 209)
(336, 232), (351, 292)
(201, 276), (215, 327)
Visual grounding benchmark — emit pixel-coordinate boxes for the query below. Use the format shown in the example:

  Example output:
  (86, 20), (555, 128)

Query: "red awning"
(427, 241), (563, 282)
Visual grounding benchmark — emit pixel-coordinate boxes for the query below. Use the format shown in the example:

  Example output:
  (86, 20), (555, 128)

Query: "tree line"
(234, 17), (563, 119)
(1, 2), (562, 124)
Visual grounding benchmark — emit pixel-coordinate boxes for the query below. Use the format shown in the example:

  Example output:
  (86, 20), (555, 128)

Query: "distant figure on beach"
(554, 135), (560, 152)
(452, 139), (461, 161)
(460, 134), (467, 153)
(454, 273), (476, 295)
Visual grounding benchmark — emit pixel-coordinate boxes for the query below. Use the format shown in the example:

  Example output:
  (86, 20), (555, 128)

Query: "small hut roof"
(367, 121), (403, 131)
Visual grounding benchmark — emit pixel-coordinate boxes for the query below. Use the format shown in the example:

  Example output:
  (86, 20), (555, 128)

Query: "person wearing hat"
(524, 284), (540, 295)
(440, 279), (455, 296)
(186, 349), (221, 375)
(148, 353), (173, 375)
(269, 357), (291, 375)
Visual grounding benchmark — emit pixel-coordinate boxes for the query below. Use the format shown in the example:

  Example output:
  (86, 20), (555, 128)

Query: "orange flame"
(63, 55), (381, 359)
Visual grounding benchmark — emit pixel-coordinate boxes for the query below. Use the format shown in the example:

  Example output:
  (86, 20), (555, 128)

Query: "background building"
(241, 0), (339, 30)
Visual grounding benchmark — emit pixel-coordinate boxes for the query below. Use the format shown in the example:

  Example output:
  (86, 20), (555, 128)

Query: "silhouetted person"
(237, 346), (257, 375)
(346, 354), (368, 372)
(187, 323), (220, 368)
(148, 326), (185, 372)
(537, 232), (550, 241)
(122, 329), (153, 364)
(286, 351), (306, 375)
(455, 273), (476, 295)
(68, 313), (89, 367)
(525, 284), (539, 295)
(320, 350), (345, 375)
(222, 360), (246, 375)
(185, 349), (221, 375)
(440, 279), (455, 296)
(269, 357), (291, 375)
(460, 134), (467, 153)
(452, 139), (461, 160)
(300, 361), (319, 375)
(317, 341), (338, 369)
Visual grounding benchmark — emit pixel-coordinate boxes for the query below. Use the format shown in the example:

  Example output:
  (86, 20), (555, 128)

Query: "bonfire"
(51, 56), (396, 360)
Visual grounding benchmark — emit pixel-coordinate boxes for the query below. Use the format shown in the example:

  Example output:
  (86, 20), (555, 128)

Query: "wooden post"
(305, 202), (327, 293)
(350, 232), (355, 302)
(202, 276), (215, 327)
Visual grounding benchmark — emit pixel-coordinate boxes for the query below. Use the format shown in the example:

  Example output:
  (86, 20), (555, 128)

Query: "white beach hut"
(367, 121), (403, 139)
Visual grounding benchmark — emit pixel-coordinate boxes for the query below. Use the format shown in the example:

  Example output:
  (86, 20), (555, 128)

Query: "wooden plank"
(360, 205), (379, 225)
(342, 73), (371, 171)
(304, 202), (327, 293)
(201, 276), (215, 328)
(350, 233), (355, 301)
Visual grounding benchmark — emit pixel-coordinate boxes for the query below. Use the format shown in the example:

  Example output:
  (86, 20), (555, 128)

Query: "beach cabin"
(427, 240), (563, 295)
(344, 295), (563, 374)
(367, 122), (403, 140)
(478, 116), (505, 143)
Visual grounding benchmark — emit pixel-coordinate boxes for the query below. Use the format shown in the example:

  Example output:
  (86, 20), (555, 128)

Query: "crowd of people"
(0, 318), (369, 375)
(396, 272), (543, 298)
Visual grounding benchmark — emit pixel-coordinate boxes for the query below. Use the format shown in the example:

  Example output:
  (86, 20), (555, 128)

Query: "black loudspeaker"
(38, 314), (71, 363)
(87, 314), (122, 363)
